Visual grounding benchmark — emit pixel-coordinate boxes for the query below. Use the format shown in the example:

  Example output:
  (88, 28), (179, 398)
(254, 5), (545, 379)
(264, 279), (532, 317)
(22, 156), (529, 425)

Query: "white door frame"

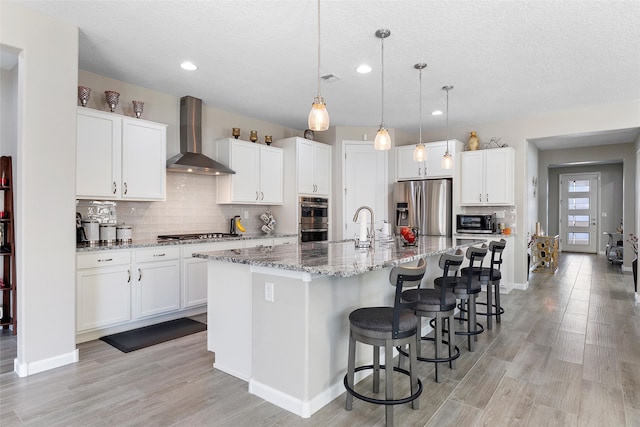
(559, 172), (601, 253)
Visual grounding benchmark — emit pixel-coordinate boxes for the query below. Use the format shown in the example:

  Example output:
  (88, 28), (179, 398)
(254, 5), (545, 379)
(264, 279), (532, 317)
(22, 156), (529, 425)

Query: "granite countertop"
(76, 233), (298, 252)
(194, 236), (486, 278)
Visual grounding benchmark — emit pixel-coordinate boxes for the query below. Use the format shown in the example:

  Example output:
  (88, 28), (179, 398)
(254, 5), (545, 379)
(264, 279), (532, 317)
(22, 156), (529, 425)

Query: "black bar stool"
(344, 259), (426, 427)
(399, 253), (463, 382)
(436, 245), (487, 352)
(459, 239), (506, 330)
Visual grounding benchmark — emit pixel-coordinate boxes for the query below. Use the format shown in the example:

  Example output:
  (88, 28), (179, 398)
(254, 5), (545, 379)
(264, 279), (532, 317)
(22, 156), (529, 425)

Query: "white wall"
(1, 2), (79, 374)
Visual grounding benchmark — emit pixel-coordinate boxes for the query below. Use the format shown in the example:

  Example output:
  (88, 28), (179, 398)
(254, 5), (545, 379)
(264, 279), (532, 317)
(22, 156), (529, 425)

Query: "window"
(568, 197), (590, 210)
(568, 179), (590, 193)
(567, 232), (590, 245)
(568, 215), (590, 227)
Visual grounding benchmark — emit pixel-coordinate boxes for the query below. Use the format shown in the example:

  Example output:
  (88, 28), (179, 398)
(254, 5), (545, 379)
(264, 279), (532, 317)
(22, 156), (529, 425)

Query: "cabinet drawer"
(77, 251), (131, 269)
(136, 246), (180, 263)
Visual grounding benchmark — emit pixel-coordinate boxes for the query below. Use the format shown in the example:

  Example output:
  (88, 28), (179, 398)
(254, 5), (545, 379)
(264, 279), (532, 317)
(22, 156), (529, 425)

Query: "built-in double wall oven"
(299, 196), (328, 242)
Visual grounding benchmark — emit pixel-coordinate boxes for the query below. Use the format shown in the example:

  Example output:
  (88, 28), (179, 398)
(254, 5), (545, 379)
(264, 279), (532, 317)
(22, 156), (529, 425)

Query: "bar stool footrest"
(343, 365), (423, 406)
(458, 301), (505, 317)
(396, 337), (461, 364)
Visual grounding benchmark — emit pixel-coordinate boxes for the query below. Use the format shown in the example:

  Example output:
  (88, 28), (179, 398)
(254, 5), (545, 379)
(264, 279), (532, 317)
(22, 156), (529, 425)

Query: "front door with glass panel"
(560, 173), (599, 253)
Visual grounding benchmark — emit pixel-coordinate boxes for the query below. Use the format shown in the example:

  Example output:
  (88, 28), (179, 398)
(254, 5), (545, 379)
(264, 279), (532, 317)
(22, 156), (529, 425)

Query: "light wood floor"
(1, 253), (638, 426)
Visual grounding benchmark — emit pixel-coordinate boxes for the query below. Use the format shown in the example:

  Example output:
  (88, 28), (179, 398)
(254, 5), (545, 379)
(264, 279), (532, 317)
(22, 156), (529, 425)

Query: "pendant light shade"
(413, 143), (426, 161)
(412, 63), (427, 162)
(374, 29), (391, 151)
(441, 85), (454, 170)
(375, 126), (391, 150)
(308, 97), (329, 131)
(308, 0), (329, 131)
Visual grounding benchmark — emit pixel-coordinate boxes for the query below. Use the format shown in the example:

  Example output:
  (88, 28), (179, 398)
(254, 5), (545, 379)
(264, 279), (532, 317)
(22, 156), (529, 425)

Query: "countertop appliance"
(456, 214), (495, 234)
(76, 213), (87, 243)
(299, 196), (329, 242)
(157, 232), (239, 241)
(393, 179), (452, 237)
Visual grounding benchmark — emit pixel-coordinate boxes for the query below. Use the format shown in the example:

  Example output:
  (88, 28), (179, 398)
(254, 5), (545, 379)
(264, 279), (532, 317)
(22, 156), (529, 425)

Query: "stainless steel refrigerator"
(393, 179), (452, 237)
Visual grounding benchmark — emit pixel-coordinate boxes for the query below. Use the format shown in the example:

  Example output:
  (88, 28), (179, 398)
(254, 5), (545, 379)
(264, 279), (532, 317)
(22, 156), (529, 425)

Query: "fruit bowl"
(400, 235), (417, 247)
(399, 227), (418, 246)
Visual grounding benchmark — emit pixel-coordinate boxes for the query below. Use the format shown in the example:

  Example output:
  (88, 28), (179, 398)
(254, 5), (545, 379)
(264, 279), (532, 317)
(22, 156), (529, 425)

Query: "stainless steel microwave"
(456, 214), (495, 234)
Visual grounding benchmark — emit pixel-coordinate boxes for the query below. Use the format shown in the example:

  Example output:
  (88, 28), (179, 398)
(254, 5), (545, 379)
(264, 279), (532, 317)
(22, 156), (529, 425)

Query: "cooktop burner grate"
(157, 232), (239, 241)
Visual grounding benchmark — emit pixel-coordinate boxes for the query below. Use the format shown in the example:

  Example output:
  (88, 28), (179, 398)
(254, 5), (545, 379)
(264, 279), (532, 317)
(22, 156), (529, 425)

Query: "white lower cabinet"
(133, 247), (181, 318)
(76, 237), (298, 336)
(76, 250), (132, 332)
(181, 241), (245, 309)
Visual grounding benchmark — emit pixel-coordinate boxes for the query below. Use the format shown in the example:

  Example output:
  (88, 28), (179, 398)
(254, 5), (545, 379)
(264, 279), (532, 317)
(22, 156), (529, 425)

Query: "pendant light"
(308, 0), (329, 131)
(374, 29), (391, 150)
(412, 63), (427, 162)
(441, 85), (454, 169)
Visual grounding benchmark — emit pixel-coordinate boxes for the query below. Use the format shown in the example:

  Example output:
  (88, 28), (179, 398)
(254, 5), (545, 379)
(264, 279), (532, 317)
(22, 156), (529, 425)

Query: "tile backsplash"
(76, 173), (277, 240)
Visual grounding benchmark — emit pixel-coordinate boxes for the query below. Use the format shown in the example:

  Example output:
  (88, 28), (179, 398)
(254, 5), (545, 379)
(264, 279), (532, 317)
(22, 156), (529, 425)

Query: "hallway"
(0, 253), (638, 426)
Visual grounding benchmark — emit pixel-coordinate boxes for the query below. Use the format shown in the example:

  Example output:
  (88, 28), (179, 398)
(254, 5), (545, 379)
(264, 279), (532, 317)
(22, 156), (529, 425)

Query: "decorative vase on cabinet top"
(468, 131), (479, 151)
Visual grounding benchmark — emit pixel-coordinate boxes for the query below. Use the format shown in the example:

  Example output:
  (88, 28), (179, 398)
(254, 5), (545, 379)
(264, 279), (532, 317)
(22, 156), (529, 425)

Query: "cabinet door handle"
(256, 191), (259, 201)
(138, 268), (142, 281)
(153, 253), (166, 257)
(113, 181), (117, 194)
(124, 182), (128, 195)
(479, 193), (482, 202)
(97, 258), (113, 263)
(486, 193), (489, 202)
(418, 167), (422, 176)
(261, 191), (264, 200)
(127, 269), (131, 283)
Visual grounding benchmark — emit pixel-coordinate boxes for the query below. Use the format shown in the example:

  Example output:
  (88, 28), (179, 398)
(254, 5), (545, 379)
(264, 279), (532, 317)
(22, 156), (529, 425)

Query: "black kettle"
(76, 212), (88, 243)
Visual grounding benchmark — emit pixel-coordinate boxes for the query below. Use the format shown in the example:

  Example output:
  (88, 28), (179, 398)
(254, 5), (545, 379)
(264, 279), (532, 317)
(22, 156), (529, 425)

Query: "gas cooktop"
(157, 232), (239, 241)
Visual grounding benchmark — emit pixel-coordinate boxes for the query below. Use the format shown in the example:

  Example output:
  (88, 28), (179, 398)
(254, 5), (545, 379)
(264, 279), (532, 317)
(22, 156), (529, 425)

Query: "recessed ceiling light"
(180, 61), (198, 71)
(356, 64), (372, 74)
(432, 110), (443, 116)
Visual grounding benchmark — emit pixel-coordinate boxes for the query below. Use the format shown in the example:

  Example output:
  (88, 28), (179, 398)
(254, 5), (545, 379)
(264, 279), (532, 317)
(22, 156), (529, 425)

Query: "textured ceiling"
(8, 0), (640, 144)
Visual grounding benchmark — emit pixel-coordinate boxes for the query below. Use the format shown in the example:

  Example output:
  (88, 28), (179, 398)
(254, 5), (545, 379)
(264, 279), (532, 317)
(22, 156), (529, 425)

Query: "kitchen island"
(194, 236), (484, 418)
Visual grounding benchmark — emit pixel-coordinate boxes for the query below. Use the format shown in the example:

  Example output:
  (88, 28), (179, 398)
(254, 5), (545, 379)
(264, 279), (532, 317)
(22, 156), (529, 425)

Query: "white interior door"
(343, 142), (388, 240)
(560, 173), (599, 253)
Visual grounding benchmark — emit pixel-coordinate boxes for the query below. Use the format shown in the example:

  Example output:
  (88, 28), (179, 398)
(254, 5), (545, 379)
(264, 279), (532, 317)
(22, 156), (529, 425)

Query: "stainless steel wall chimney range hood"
(166, 96), (235, 175)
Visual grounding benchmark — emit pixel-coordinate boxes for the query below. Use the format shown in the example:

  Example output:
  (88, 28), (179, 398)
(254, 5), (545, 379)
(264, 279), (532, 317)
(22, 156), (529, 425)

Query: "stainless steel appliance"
(456, 214), (495, 234)
(299, 196), (329, 242)
(165, 96), (236, 175)
(393, 179), (452, 236)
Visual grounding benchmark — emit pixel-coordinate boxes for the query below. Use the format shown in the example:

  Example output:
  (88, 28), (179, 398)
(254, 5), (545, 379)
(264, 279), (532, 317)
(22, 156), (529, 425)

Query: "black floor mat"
(99, 318), (207, 353)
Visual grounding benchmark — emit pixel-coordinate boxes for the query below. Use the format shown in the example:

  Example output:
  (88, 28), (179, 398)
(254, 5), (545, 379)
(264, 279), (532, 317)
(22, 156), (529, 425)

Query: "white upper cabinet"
(215, 138), (284, 204)
(277, 137), (331, 196)
(396, 140), (459, 181)
(459, 147), (514, 206)
(121, 118), (167, 200)
(76, 107), (167, 201)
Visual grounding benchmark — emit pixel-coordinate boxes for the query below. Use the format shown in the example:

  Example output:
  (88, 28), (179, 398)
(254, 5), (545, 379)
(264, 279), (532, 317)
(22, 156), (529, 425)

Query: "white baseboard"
(213, 362), (250, 383)
(513, 281), (529, 291)
(14, 349), (79, 377)
(249, 368), (370, 419)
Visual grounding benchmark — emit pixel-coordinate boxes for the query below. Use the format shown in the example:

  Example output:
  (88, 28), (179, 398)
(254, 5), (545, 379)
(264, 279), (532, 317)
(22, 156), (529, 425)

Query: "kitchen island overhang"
(195, 237), (484, 418)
